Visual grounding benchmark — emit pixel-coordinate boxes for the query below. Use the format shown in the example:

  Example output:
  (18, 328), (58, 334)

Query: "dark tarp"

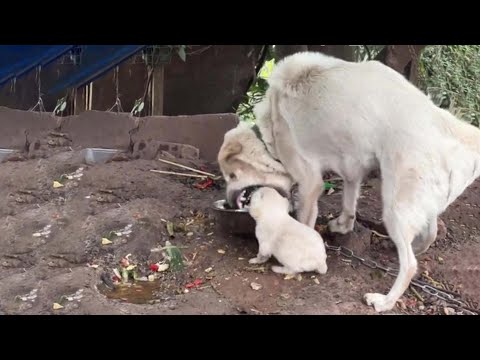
(0, 45), (74, 86)
(45, 45), (146, 95)
(0, 45), (146, 95)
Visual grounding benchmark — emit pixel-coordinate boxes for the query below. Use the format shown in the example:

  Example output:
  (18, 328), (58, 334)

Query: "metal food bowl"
(212, 199), (256, 237)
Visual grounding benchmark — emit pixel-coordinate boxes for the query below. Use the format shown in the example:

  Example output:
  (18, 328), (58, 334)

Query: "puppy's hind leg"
(271, 265), (296, 275)
(316, 262), (328, 275)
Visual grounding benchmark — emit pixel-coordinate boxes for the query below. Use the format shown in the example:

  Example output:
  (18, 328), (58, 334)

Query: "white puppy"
(247, 187), (328, 275)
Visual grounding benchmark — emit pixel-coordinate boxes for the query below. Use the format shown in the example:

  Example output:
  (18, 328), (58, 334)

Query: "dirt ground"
(1, 147), (479, 315)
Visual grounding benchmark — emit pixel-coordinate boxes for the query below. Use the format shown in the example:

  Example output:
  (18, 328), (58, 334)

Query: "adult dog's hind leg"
(364, 209), (418, 312)
(412, 218), (438, 255)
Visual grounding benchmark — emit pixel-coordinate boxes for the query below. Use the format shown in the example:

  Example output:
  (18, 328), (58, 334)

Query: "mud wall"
(0, 107), (238, 162)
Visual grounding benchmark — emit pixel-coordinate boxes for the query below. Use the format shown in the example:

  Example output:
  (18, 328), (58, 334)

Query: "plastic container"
(0, 149), (16, 163)
(82, 148), (120, 165)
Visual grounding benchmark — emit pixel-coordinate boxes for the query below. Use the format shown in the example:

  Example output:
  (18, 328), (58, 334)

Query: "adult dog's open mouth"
(235, 186), (261, 209)
(226, 185), (290, 210)
(224, 186), (261, 210)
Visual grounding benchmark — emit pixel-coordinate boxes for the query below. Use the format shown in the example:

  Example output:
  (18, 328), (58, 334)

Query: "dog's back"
(260, 51), (480, 221)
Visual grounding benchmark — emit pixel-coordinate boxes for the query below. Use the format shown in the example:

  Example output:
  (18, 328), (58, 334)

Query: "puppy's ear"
(218, 141), (243, 163)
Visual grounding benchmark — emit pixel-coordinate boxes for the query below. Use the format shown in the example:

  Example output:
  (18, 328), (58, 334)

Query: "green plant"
(237, 57), (275, 123)
(418, 45), (480, 126)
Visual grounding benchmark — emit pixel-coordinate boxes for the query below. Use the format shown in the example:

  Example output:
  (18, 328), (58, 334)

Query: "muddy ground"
(1, 147), (479, 315)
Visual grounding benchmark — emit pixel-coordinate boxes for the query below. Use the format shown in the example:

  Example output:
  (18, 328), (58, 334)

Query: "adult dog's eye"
(229, 173), (236, 180)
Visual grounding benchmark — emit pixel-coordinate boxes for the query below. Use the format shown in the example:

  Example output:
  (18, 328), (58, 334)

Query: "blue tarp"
(0, 45), (146, 95)
(0, 45), (74, 86)
(46, 45), (146, 95)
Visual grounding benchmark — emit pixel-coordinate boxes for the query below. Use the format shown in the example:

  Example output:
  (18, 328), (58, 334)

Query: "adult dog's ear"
(249, 207), (261, 219)
(218, 141), (243, 163)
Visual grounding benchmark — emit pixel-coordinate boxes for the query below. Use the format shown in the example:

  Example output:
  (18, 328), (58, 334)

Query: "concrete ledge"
(0, 108), (238, 161)
(132, 113), (238, 161)
(0, 107), (60, 149)
(60, 111), (137, 150)
(132, 140), (200, 160)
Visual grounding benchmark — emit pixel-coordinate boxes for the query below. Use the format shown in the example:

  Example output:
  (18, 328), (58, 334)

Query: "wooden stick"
(150, 169), (207, 179)
(410, 286), (425, 302)
(157, 158), (219, 178)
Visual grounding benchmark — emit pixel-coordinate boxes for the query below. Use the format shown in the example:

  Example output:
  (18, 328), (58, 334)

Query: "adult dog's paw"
(328, 216), (354, 234)
(363, 293), (394, 313)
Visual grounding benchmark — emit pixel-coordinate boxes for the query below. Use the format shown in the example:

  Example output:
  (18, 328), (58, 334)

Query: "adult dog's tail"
(268, 51), (345, 98)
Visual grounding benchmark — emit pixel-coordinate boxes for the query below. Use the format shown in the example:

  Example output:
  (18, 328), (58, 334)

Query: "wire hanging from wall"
(131, 65), (153, 116)
(10, 77), (16, 94)
(107, 66), (123, 112)
(29, 66), (46, 112)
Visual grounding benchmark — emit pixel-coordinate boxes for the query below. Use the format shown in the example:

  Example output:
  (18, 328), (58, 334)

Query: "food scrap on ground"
(101, 238), (113, 245)
(250, 282), (263, 291)
(53, 303), (64, 310)
(194, 178), (214, 190)
(186, 279), (203, 289)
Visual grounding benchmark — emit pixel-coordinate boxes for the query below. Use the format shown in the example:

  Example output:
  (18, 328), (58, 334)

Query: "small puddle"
(98, 282), (163, 304)
(98, 273), (189, 304)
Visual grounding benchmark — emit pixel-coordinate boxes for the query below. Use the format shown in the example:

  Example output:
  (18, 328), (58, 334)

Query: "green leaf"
(54, 97), (67, 114)
(56, 174), (68, 183)
(121, 268), (129, 283)
(324, 182), (335, 190)
(166, 221), (175, 238)
(164, 242), (184, 272)
(131, 99), (145, 115)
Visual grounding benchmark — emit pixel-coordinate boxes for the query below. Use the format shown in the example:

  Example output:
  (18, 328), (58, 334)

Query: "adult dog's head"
(217, 122), (293, 209)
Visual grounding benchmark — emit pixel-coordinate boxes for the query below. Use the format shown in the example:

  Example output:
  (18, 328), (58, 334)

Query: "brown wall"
(0, 45), (264, 117)
(163, 45), (264, 115)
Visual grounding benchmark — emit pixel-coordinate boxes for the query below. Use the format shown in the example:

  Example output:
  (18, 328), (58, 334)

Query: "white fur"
(248, 187), (328, 276)
(219, 51), (480, 313)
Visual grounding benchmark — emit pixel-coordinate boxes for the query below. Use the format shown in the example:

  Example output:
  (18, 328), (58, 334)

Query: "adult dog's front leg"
(297, 179), (324, 228)
(328, 178), (361, 234)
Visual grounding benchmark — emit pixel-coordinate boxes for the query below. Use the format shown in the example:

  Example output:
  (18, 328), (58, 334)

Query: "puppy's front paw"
(363, 293), (394, 313)
(328, 216), (354, 234)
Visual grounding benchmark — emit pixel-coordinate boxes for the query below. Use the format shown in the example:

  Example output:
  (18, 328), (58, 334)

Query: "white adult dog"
(218, 51), (480, 312)
(248, 187), (328, 276)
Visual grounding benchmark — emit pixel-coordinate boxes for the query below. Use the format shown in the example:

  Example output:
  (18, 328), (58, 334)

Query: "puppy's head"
(248, 187), (290, 219)
(218, 123), (293, 209)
